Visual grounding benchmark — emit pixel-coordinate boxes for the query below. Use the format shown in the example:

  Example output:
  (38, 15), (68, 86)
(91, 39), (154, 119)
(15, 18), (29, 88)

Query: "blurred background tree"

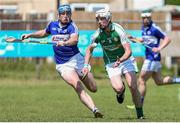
(165, 0), (180, 5)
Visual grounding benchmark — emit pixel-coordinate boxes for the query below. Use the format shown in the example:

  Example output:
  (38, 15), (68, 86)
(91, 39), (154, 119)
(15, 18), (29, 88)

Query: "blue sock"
(141, 96), (144, 104)
(173, 77), (180, 83)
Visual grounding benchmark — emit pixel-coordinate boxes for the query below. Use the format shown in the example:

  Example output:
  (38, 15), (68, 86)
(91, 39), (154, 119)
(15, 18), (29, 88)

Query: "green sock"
(136, 107), (144, 118)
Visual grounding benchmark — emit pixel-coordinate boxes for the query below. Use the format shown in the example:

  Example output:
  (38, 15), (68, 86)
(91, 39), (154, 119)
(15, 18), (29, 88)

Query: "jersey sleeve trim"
(91, 29), (100, 44)
(113, 23), (128, 44)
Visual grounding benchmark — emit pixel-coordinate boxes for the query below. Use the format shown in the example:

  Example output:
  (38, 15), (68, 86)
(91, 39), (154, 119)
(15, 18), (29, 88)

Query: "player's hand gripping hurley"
(81, 64), (91, 81)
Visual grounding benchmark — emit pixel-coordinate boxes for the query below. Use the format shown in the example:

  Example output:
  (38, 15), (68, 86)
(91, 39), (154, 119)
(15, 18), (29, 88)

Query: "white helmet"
(95, 9), (112, 20)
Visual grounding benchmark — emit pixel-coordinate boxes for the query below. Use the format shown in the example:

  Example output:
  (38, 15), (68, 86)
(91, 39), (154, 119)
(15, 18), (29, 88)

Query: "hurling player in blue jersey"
(21, 4), (103, 118)
(129, 10), (180, 105)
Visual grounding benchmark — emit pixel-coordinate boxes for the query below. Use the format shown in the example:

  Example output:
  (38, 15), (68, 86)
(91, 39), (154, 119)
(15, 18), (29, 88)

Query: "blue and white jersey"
(45, 20), (80, 64)
(141, 22), (166, 61)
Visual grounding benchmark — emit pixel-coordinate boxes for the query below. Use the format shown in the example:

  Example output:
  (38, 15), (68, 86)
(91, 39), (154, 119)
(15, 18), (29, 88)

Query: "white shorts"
(141, 59), (161, 72)
(56, 53), (84, 77)
(105, 58), (136, 78)
(130, 56), (139, 73)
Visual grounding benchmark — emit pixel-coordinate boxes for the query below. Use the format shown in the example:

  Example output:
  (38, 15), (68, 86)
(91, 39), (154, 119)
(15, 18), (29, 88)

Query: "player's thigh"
(105, 63), (124, 88)
(109, 75), (124, 90)
(62, 70), (80, 86)
(152, 70), (162, 84)
(120, 58), (137, 87)
(82, 72), (97, 92)
(56, 64), (80, 87)
(124, 71), (137, 88)
(138, 70), (152, 86)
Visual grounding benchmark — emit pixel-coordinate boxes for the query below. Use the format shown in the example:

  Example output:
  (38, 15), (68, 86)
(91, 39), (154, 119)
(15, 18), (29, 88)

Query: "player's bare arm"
(22, 29), (49, 40)
(113, 42), (132, 68)
(56, 33), (78, 46)
(82, 43), (96, 74)
(152, 36), (171, 53)
(85, 43), (97, 63)
(128, 35), (143, 43)
(120, 42), (132, 62)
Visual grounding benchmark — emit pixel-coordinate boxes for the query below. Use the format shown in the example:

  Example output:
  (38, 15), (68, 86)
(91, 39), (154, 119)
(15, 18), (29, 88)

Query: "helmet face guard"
(95, 9), (112, 29)
(95, 9), (112, 21)
(58, 4), (72, 25)
(58, 4), (72, 14)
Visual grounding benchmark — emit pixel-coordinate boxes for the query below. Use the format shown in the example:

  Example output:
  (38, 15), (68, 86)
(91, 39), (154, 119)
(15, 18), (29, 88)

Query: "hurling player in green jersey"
(82, 9), (144, 119)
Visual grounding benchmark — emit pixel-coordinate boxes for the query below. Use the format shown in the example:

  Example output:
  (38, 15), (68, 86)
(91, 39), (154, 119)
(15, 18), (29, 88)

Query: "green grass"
(0, 78), (179, 122)
(0, 58), (179, 121)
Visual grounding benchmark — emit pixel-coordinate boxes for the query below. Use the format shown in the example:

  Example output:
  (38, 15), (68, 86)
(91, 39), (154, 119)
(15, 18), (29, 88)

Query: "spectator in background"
(21, 4), (103, 118)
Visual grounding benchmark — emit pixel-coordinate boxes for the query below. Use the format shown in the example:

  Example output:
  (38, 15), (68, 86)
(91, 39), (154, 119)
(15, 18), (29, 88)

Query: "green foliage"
(0, 58), (58, 80)
(165, 0), (180, 5)
(0, 58), (175, 80)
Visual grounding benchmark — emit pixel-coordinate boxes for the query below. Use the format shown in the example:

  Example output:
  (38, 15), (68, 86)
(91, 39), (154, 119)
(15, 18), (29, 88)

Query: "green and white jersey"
(91, 22), (129, 65)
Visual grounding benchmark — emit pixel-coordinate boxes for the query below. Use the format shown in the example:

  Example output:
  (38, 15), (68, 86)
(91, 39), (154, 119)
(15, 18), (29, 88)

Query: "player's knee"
(114, 86), (124, 94)
(85, 81), (97, 93)
(89, 86), (97, 93)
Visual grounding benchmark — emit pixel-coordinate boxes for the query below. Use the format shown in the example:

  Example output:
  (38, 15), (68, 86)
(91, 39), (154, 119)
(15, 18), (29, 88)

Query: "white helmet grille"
(95, 9), (112, 20)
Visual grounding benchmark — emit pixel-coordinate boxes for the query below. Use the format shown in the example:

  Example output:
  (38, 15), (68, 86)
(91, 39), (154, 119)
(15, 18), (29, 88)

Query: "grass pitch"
(0, 78), (179, 122)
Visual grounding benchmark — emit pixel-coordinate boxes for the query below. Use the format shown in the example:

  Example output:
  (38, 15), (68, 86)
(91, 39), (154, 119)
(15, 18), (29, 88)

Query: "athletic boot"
(93, 109), (103, 118)
(138, 116), (145, 119)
